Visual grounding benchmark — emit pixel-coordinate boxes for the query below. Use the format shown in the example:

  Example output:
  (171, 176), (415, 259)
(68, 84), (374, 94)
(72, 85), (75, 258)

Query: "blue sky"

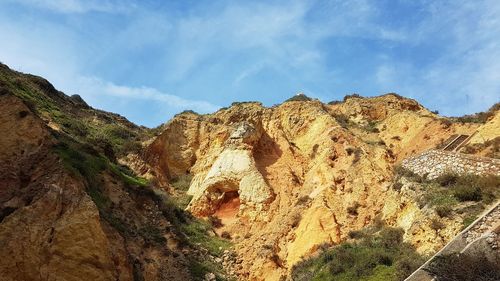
(1, 0), (499, 127)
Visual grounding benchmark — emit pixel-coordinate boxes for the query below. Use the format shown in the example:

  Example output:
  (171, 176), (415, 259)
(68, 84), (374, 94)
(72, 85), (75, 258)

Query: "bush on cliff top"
(285, 93), (312, 102)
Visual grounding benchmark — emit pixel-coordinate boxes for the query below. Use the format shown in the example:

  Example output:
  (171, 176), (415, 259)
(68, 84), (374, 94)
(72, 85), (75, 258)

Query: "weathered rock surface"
(143, 95), (500, 280)
(0, 94), (128, 281)
(0, 68), (194, 281)
(2, 62), (499, 281)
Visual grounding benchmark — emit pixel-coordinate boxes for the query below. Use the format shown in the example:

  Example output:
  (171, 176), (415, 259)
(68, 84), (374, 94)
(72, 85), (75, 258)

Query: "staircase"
(440, 133), (474, 152)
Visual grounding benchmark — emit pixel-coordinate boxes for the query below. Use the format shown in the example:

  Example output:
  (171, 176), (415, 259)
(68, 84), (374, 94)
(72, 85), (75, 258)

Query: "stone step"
(443, 134), (469, 151)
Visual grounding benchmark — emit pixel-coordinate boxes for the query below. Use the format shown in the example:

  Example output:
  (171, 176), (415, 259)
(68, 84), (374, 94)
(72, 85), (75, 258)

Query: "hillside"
(136, 93), (498, 280)
(0, 64), (499, 281)
(0, 63), (231, 281)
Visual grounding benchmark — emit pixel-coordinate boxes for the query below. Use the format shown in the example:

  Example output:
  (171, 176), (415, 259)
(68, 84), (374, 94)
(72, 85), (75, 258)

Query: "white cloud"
(0, 7), (219, 122)
(374, 0), (500, 115)
(79, 77), (220, 113)
(7, 0), (133, 14)
(233, 62), (267, 86)
(3, 0), (497, 122)
(155, 0), (404, 83)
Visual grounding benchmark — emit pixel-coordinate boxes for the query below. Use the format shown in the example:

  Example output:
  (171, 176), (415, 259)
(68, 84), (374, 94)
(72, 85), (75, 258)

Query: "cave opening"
(214, 190), (240, 227)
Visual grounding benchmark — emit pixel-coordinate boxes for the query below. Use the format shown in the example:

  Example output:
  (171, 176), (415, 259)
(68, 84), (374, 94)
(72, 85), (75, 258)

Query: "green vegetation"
(0, 63), (143, 159)
(333, 114), (350, 128)
(461, 215), (477, 230)
(285, 93), (313, 102)
(109, 163), (149, 186)
(394, 167), (499, 229)
(291, 226), (426, 281)
(181, 219), (231, 257)
(170, 174), (194, 209)
(424, 173), (499, 206)
(461, 136), (500, 159)
(343, 93), (364, 101)
(394, 165), (424, 183)
(2, 63), (233, 280)
(452, 102), (499, 124)
(53, 139), (164, 244)
(129, 177), (231, 279)
(424, 253), (500, 281)
(188, 259), (234, 281)
(362, 120), (380, 133)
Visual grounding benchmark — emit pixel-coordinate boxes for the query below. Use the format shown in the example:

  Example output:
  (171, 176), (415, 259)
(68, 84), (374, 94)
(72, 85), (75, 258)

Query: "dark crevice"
(0, 207), (17, 223)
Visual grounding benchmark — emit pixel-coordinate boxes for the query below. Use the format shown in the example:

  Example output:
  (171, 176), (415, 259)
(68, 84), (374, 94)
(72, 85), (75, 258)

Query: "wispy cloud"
(73, 76), (219, 113)
(7, 0), (134, 14)
(374, 0), (500, 115)
(1, 0), (498, 125)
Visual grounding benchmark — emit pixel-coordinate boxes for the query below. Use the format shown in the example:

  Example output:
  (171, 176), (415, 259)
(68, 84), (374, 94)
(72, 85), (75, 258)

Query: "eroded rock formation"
(142, 95), (499, 280)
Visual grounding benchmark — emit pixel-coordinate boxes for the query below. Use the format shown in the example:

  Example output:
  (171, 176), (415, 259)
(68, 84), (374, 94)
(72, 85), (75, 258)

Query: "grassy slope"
(395, 167), (500, 229)
(0, 63), (232, 281)
(291, 225), (426, 281)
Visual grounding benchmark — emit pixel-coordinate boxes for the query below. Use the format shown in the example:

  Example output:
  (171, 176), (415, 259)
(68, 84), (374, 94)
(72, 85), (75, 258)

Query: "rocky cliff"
(0, 63), (230, 281)
(1, 62), (498, 281)
(141, 94), (499, 280)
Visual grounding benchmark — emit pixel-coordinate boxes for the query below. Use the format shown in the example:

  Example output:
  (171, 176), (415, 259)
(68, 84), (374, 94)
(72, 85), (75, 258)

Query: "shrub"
(334, 114), (350, 128)
(138, 225), (166, 245)
(328, 100), (341, 105)
(418, 174), (499, 216)
(461, 137), (499, 158)
(363, 121), (380, 133)
(453, 174), (498, 203)
(435, 173), (458, 187)
(343, 93), (363, 101)
(208, 215), (223, 228)
(291, 225), (425, 281)
(170, 174), (193, 191)
(60, 117), (88, 137)
(452, 102), (499, 124)
(395, 254), (425, 280)
(424, 253), (500, 281)
(378, 227), (404, 248)
(436, 205), (453, 218)
(440, 119), (453, 128)
(453, 185), (482, 202)
(119, 140), (142, 156)
(393, 182), (404, 191)
(462, 216), (477, 230)
(285, 93), (312, 102)
(430, 218), (445, 231)
(394, 165), (423, 182)
(180, 219), (231, 257)
(348, 230), (366, 239)
(352, 148), (362, 164)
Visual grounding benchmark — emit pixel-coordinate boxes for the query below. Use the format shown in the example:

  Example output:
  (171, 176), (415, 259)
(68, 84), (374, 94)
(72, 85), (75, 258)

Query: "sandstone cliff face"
(2, 60), (498, 281)
(382, 178), (465, 255)
(143, 95), (499, 280)
(0, 68), (195, 281)
(0, 94), (127, 281)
